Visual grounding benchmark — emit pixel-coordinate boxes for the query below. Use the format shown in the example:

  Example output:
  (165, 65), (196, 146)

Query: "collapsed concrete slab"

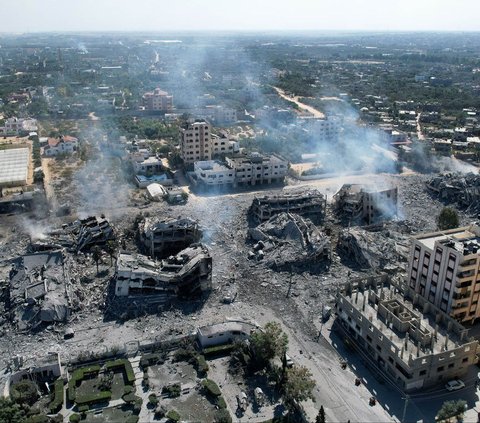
(114, 244), (212, 302)
(138, 217), (201, 257)
(333, 184), (398, 225)
(250, 189), (326, 224)
(71, 216), (115, 252)
(8, 251), (72, 331)
(248, 212), (330, 269)
(427, 172), (480, 212)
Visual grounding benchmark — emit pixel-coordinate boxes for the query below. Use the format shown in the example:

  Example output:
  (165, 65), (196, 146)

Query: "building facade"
(406, 226), (480, 324)
(142, 88), (173, 112)
(193, 161), (235, 187)
(336, 275), (479, 392)
(44, 136), (78, 156)
(179, 121), (212, 165)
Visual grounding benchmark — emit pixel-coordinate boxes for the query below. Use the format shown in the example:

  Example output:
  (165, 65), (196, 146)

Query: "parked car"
(445, 380), (465, 391)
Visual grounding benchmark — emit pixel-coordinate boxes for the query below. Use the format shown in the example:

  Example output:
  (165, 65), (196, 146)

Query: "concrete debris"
(333, 184), (398, 225)
(427, 172), (480, 212)
(250, 188), (326, 223)
(71, 216), (115, 252)
(248, 212), (330, 270)
(115, 243), (212, 302)
(8, 251), (73, 331)
(337, 227), (409, 270)
(138, 217), (202, 257)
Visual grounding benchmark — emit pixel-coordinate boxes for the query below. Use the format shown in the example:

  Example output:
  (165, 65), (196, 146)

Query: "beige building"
(142, 88), (173, 112)
(179, 121), (212, 165)
(407, 225), (480, 324)
(336, 275), (479, 392)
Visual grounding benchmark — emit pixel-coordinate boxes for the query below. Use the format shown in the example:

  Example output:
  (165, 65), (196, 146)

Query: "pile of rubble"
(248, 212), (330, 270)
(336, 226), (410, 270)
(427, 172), (480, 213)
(7, 251), (77, 331)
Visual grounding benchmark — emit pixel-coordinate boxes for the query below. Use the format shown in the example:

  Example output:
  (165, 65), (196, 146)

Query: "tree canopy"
(437, 207), (460, 230)
(250, 321), (288, 367)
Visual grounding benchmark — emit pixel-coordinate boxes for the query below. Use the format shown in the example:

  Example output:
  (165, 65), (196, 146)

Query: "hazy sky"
(1, 0), (480, 33)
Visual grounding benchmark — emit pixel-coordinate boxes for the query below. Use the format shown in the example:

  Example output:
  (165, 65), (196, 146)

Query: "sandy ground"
(273, 86), (326, 119)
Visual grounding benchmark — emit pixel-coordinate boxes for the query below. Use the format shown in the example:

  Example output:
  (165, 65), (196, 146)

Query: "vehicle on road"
(445, 380), (465, 391)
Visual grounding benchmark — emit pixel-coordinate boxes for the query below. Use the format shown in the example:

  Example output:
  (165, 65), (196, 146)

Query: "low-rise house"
(10, 353), (63, 385)
(193, 160), (235, 187)
(197, 321), (258, 349)
(44, 135), (78, 156)
(0, 117), (38, 135)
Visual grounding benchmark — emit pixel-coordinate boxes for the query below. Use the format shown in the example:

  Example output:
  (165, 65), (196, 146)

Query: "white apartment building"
(407, 225), (480, 324)
(142, 88), (173, 112)
(225, 152), (288, 187)
(211, 134), (239, 157)
(193, 161), (235, 187)
(299, 116), (341, 142)
(179, 121), (212, 165)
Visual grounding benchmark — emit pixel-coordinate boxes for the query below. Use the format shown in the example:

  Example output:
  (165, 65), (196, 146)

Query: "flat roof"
(416, 226), (480, 252)
(0, 148), (29, 185)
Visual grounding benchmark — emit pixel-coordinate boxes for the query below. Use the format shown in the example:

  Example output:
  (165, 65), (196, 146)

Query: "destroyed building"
(8, 251), (73, 331)
(333, 184), (398, 225)
(336, 275), (479, 392)
(248, 212), (330, 269)
(115, 244), (212, 301)
(138, 217), (201, 257)
(337, 227), (410, 270)
(427, 172), (480, 213)
(72, 216), (115, 252)
(250, 189), (326, 224)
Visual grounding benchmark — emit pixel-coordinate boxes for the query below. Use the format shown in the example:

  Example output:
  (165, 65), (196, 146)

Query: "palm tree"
(91, 246), (101, 275)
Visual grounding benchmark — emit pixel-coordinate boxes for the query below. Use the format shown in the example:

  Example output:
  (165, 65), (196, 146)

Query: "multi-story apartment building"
(142, 88), (173, 112)
(211, 134), (238, 157)
(407, 225), (480, 324)
(298, 116), (341, 142)
(179, 121), (212, 165)
(193, 161), (235, 187)
(336, 275), (478, 392)
(225, 152), (288, 187)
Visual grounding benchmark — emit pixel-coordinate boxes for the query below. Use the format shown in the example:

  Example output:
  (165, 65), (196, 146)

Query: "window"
(448, 363), (454, 369)
(437, 366), (444, 372)
(419, 370), (427, 376)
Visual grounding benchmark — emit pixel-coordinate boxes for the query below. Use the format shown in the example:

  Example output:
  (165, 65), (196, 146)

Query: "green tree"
(281, 365), (315, 414)
(0, 397), (27, 423)
(436, 399), (466, 422)
(250, 321), (288, 367)
(316, 405), (326, 423)
(91, 246), (102, 275)
(437, 207), (460, 230)
(10, 380), (39, 406)
(106, 240), (117, 267)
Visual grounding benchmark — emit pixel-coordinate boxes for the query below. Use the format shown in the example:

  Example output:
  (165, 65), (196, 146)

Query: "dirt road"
(273, 86), (325, 118)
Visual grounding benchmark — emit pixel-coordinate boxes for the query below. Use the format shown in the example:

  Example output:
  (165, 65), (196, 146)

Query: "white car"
(445, 380), (465, 391)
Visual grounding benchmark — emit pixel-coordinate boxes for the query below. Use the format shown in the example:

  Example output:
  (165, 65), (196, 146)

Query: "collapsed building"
(115, 244), (212, 302)
(8, 251), (73, 331)
(427, 172), (480, 213)
(250, 189), (326, 224)
(337, 226), (410, 270)
(336, 275), (479, 392)
(29, 216), (115, 253)
(248, 212), (330, 269)
(138, 217), (202, 257)
(333, 184), (398, 225)
(72, 216), (115, 252)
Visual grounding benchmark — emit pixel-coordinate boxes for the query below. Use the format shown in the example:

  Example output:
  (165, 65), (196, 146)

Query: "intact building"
(336, 275), (479, 392)
(407, 226), (480, 324)
(179, 121), (212, 165)
(142, 88), (173, 112)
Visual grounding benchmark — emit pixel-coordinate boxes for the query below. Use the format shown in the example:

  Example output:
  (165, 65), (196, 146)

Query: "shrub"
(69, 414), (80, 423)
(148, 393), (158, 406)
(122, 393), (136, 404)
(126, 417), (139, 423)
(217, 396), (227, 409)
(202, 379), (221, 397)
(68, 365), (101, 403)
(166, 409), (181, 422)
(75, 390), (111, 406)
(214, 409), (232, 423)
(104, 359), (135, 385)
(49, 379), (64, 413)
(195, 355), (209, 377)
(77, 405), (89, 413)
(203, 344), (235, 357)
(10, 380), (39, 406)
(173, 348), (196, 363)
(124, 385), (134, 395)
(162, 383), (181, 398)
